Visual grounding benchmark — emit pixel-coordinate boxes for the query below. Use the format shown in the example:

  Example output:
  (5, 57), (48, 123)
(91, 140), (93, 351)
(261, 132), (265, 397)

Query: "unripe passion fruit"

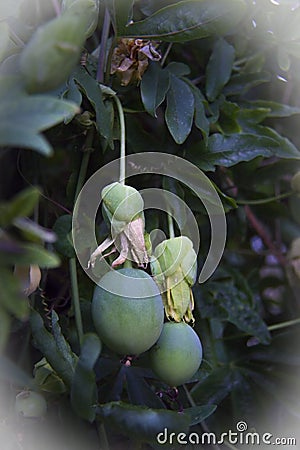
(15, 390), (47, 418)
(92, 268), (164, 355)
(150, 322), (202, 387)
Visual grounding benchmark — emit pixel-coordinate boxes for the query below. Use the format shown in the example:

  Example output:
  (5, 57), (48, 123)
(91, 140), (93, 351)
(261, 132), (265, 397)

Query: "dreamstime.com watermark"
(156, 421), (297, 446)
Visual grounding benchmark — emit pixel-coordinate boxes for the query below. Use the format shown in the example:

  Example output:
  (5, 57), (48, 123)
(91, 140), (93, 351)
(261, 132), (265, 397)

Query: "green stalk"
(237, 191), (293, 206)
(167, 212), (175, 239)
(70, 129), (94, 347)
(112, 94), (126, 185)
(267, 317), (300, 331)
(69, 257), (83, 346)
(96, 421), (110, 450)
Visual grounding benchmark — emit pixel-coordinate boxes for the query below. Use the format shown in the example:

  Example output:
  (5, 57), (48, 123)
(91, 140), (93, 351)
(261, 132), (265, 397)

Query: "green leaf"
(30, 309), (77, 388)
(2, 243), (60, 268)
(242, 100), (300, 118)
(122, 0), (247, 42)
(191, 366), (238, 404)
(124, 366), (166, 409)
(218, 100), (241, 134)
(106, 0), (134, 35)
(191, 133), (300, 171)
(73, 66), (112, 142)
(0, 268), (28, 319)
(166, 61), (191, 77)
(205, 38), (235, 101)
(224, 72), (271, 96)
(97, 401), (190, 444)
(53, 214), (75, 258)
(0, 96), (79, 155)
(0, 187), (40, 226)
(71, 333), (101, 422)
(184, 404), (217, 425)
(51, 311), (77, 368)
(165, 74), (194, 144)
(140, 61), (170, 117)
(199, 280), (271, 344)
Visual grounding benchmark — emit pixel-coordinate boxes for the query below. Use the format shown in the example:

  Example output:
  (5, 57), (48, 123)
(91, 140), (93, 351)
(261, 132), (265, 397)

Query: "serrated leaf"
(0, 125), (53, 156)
(140, 61), (170, 117)
(51, 311), (77, 368)
(205, 38), (235, 101)
(123, 0), (246, 42)
(30, 309), (77, 388)
(71, 333), (102, 422)
(165, 74), (194, 144)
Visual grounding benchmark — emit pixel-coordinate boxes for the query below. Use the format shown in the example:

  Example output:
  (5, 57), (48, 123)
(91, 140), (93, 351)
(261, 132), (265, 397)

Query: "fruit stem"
(167, 212), (175, 239)
(69, 258), (84, 346)
(113, 94), (126, 185)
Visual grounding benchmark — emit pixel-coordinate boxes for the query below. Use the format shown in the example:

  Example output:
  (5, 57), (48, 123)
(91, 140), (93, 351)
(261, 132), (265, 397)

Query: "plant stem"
(267, 317), (300, 331)
(97, 8), (111, 83)
(74, 128), (94, 201)
(161, 42), (173, 67)
(70, 130), (94, 347)
(96, 421), (110, 450)
(237, 191), (293, 205)
(69, 258), (83, 346)
(167, 213), (175, 239)
(112, 95), (126, 185)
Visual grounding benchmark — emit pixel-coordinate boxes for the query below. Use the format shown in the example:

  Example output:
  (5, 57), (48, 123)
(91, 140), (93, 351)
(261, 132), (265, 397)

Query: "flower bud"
(20, 14), (87, 93)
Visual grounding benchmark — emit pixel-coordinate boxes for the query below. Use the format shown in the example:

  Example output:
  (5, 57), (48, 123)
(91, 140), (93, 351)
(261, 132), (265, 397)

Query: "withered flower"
(110, 38), (161, 86)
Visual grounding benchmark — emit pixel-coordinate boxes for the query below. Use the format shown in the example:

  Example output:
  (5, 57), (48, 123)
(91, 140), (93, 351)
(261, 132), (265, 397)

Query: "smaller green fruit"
(15, 390), (47, 418)
(291, 171), (300, 194)
(150, 322), (202, 387)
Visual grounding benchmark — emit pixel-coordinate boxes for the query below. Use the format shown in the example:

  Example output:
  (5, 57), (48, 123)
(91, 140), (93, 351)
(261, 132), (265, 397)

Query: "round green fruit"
(15, 390), (47, 418)
(150, 322), (202, 387)
(92, 268), (164, 355)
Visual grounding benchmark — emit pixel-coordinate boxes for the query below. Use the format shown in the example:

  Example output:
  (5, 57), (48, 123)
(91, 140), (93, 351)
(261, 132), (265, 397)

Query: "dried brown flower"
(110, 38), (161, 86)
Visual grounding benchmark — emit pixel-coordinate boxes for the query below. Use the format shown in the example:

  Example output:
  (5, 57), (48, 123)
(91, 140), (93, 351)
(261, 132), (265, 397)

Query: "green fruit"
(291, 171), (300, 194)
(150, 322), (202, 386)
(92, 268), (164, 355)
(15, 390), (47, 418)
(20, 14), (87, 93)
